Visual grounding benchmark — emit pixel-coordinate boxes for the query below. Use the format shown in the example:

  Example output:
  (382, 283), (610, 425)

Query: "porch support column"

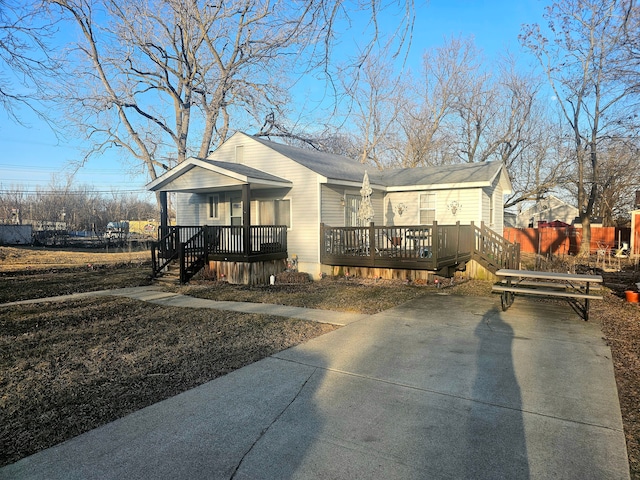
(242, 183), (251, 255)
(159, 191), (168, 231)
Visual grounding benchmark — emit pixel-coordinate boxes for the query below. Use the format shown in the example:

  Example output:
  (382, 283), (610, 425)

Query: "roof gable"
(518, 195), (578, 217)
(147, 157), (292, 192)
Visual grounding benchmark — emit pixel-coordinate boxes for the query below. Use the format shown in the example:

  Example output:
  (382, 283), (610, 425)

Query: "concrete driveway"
(1, 292), (630, 479)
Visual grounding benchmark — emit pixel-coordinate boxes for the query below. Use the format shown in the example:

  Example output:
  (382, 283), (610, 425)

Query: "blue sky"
(0, 0), (547, 198)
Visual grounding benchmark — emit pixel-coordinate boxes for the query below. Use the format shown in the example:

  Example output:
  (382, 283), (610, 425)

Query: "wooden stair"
(153, 260), (181, 286)
(470, 222), (520, 275)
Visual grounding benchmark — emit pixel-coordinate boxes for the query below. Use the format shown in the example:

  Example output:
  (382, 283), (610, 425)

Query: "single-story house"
(147, 132), (514, 282)
(514, 195), (580, 228)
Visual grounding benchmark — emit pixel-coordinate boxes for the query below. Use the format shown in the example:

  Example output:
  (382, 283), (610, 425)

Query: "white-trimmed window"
(259, 199), (291, 228)
(235, 145), (244, 164)
(208, 194), (219, 219)
(419, 193), (436, 224)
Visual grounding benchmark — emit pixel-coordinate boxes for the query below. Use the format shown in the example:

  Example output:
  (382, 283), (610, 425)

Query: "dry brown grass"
(0, 297), (337, 467)
(0, 246), (149, 272)
(177, 277), (433, 314)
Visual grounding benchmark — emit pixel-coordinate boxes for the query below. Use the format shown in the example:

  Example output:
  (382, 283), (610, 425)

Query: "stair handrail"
(471, 222), (520, 272)
(151, 226), (179, 277)
(179, 227), (208, 284)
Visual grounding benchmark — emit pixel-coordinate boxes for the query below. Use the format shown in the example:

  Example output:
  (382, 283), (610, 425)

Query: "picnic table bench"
(492, 269), (603, 321)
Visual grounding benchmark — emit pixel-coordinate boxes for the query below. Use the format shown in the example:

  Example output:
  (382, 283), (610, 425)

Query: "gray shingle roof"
(249, 135), (370, 183)
(377, 161), (504, 187)
(250, 134), (504, 188)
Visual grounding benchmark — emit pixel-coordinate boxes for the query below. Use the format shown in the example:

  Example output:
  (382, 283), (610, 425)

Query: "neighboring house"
(514, 196), (579, 228)
(148, 132), (513, 279)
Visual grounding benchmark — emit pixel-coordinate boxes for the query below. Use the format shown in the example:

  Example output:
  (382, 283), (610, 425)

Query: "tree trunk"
(578, 214), (592, 257)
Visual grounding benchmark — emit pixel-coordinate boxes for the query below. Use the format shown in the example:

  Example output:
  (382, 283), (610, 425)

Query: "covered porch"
(147, 158), (293, 284)
(151, 224), (288, 284)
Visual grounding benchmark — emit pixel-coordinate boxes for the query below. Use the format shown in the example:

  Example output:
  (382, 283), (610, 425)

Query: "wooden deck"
(320, 221), (516, 276)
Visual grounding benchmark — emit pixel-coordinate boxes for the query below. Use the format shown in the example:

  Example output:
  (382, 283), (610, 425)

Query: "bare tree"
(590, 139), (640, 225)
(521, 0), (640, 256)
(0, 0), (59, 120)
(387, 37), (563, 211)
(621, 0), (640, 91)
(395, 37), (478, 168)
(37, 0), (413, 207)
(338, 47), (406, 168)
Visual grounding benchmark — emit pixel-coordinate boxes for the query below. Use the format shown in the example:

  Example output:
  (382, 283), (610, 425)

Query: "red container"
(625, 291), (639, 303)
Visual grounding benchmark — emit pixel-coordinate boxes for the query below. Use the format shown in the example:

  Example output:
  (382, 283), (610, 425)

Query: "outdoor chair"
(382, 230), (403, 257)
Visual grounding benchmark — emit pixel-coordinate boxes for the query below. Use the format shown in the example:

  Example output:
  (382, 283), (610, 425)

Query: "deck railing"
(471, 221), (520, 270)
(320, 221), (518, 275)
(320, 222), (473, 272)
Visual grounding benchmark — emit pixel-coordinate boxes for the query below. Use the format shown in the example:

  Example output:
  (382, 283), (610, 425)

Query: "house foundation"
(209, 259), (287, 285)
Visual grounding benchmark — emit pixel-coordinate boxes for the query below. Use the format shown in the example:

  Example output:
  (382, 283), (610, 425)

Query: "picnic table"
(492, 269), (603, 321)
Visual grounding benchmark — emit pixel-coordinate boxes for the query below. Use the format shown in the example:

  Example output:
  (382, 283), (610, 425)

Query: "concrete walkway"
(0, 288), (630, 479)
(1, 286), (368, 326)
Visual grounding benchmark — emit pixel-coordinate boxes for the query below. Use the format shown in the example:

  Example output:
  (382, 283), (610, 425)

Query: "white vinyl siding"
(176, 193), (203, 224)
(386, 188), (483, 226)
(490, 192), (495, 226)
(169, 166), (244, 190)
(207, 133), (320, 262)
(491, 182), (504, 234)
(480, 183), (504, 234)
(320, 185), (346, 226)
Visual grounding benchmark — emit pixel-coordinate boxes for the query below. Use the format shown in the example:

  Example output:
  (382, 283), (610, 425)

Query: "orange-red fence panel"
(504, 226), (629, 255)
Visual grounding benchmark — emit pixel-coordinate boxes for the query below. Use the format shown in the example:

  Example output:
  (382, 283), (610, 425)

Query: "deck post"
(369, 222), (376, 264)
(242, 184), (251, 258)
(432, 221), (438, 264)
(455, 221), (460, 263)
(160, 191), (168, 231)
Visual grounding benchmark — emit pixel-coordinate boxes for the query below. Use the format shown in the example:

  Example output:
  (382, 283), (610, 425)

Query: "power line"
(0, 189), (151, 195)
(0, 163), (144, 175)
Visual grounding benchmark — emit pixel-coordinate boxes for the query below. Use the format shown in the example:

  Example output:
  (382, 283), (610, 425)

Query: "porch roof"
(146, 157), (292, 193)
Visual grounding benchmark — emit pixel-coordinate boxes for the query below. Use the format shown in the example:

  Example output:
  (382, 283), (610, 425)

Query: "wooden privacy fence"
(504, 226), (631, 255)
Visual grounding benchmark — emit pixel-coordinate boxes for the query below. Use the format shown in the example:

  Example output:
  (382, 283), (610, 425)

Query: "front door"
(230, 196), (243, 226)
(345, 195), (361, 227)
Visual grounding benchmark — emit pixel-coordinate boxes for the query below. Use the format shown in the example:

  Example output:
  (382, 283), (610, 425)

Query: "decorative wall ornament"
(395, 202), (407, 217)
(448, 200), (462, 216)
